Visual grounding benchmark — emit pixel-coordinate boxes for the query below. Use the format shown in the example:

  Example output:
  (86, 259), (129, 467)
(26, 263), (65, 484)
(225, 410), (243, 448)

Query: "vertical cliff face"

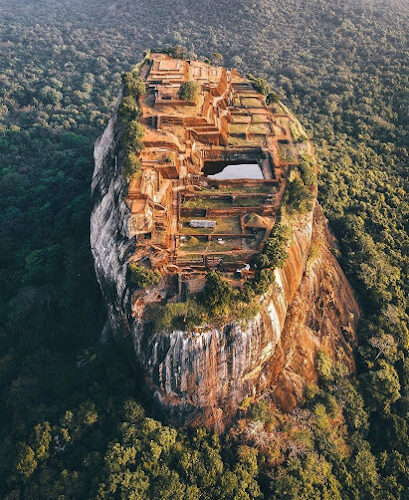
(263, 204), (359, 412)
(91, 110), (358, 431)
(91, 109), (134, 340)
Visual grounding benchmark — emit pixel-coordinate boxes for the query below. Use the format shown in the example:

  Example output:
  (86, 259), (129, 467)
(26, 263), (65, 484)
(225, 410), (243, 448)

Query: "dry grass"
(279, 143), (295, 161)
(231, 115), (252, 124)
(206, 238), (242, 252)
(179, 216), (241, 234)
(184, 195), (266, 209)
(229, 123), (248, 135)
(216, 217), (242, 233)
(228, 136), (254, 147)
(199, 184), (274, 194)
(251, 113), (269, 123)
(241, 97), (263, 108)
(248, 123), (271, 135)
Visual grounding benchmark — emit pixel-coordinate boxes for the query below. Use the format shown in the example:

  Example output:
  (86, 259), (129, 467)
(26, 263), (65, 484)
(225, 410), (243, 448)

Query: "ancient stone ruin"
(126, 53), (310, 297)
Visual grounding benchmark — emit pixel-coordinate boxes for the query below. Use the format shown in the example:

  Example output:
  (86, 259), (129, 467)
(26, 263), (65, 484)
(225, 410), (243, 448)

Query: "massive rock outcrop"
(91, 55), (359, 431)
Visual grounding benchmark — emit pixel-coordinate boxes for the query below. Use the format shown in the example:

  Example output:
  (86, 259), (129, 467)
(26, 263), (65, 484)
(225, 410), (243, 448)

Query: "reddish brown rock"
(265, 204), (358, 411)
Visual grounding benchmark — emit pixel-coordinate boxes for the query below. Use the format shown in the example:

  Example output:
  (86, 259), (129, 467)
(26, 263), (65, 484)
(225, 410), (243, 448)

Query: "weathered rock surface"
(91, 105), (359, 432)
(263, 204), (359, 412)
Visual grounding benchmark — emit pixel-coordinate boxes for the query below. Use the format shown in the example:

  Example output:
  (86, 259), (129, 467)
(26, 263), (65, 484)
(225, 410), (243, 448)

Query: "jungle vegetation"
(1, 0), (409, 498)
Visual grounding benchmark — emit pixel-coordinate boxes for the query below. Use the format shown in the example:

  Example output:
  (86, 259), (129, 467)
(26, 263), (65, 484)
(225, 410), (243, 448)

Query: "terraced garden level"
(124, 52), (311, 297)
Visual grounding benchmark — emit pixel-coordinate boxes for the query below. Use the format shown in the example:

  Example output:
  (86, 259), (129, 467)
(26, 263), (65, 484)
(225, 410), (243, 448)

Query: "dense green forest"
(2, 0), (409, 497)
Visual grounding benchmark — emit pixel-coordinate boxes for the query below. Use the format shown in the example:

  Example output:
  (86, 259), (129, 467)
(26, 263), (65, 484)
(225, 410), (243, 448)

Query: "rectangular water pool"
(203, 161), (264, 180)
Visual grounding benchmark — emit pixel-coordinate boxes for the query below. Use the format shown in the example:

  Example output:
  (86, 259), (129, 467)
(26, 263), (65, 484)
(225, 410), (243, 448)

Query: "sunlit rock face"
(258, 204), (359, 413)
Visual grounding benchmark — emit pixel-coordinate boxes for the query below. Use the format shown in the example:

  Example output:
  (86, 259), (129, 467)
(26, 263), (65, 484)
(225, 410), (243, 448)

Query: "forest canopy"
(1, 0), (409, 498)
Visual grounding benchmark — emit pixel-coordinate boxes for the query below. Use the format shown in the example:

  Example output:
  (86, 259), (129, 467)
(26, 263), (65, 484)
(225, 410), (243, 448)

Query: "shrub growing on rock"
(284, 177), (314, 214)
(201, 270), (235, 315)
(119, 73), (144, 183)
(299, 154), (316, 187)
(123, 120), (144, 152)
(129, 263), (161, 288)
(248, 400), (271, 423)
(316, 350), (334, 384)
(178, 81), (200, 102)
(122, 72), (146, 97)
(262, 223), (290, 269)
(118, 95), (140, 122)
(170, 45), (188, 59)
(248, 74), (271, 96)
(254, 253), (271, 269)
(123, 153), (141, 179)
(266, 91), (281, 105)
(251, 268), (275, 295)
(154, 299), (207, 332)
